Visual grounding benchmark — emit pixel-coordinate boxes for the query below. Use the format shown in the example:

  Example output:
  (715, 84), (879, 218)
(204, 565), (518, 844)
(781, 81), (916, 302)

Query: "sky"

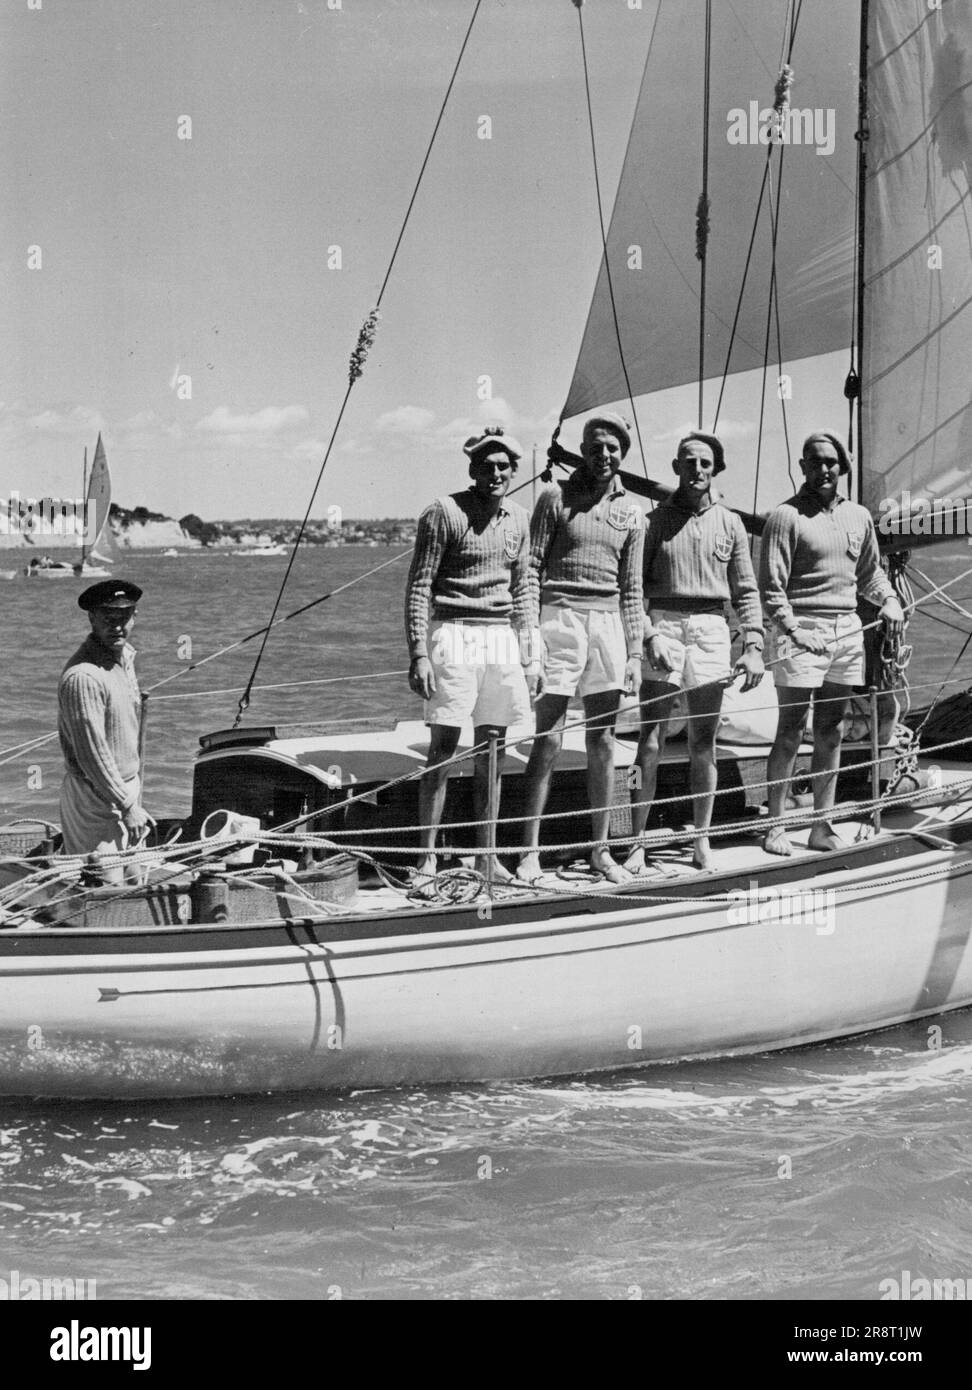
(1, 0), (853, 522)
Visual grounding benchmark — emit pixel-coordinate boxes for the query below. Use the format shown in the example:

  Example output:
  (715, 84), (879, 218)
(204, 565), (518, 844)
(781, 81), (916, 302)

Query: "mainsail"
(564, 0), (856, 446)
(861, 0), (972, 512)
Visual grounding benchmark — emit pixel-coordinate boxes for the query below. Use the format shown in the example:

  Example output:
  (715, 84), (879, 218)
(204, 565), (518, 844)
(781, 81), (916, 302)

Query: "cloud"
(293, 437), (328, 460)
(196, 405), (309, 435)
(374, 405), (435, 434)
(23, 405), (107, 436)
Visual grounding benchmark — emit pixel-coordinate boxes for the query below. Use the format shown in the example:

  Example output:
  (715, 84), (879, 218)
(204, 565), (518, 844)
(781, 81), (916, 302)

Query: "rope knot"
(349, 308), (381, 384)
(695, 193), (711, 262)
(773, 62), (794, 142)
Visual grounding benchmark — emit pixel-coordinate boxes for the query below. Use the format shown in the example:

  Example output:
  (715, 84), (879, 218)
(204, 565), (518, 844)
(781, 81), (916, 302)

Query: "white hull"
(2, 834), (972, 1098)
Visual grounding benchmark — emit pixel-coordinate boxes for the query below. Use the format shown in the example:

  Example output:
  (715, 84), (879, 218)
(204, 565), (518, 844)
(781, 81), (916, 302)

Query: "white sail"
(84, 433), (112, 555)
(861, 0), (972, 512)
(563, 0), (856, 428)
(74, 434), (113, 576)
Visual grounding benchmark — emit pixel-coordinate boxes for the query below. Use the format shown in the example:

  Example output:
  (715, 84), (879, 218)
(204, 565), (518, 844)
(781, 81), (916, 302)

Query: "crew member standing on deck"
(626, 433), (764, 874)
(58, 580), (150, 856)
(405, 428), (538, 888)
(759, 432), (904, 855)
(516, 412), (644, 885)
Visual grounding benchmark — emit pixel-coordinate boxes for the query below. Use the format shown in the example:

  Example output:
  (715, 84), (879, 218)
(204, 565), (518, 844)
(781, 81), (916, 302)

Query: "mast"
(854, 0), (869, 504)
(80, 445), (88, 567)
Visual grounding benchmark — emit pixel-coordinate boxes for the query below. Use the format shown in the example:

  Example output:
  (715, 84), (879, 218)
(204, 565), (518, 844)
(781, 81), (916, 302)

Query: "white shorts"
(771, 612), (864, 689)
(540, 605), (627, 698)
(646, 610), (731, 690)
(425, 620), (531, 728)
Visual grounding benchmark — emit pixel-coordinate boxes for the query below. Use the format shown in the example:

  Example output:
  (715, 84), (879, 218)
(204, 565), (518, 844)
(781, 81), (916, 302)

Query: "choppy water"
(2, 542), (972, 1301)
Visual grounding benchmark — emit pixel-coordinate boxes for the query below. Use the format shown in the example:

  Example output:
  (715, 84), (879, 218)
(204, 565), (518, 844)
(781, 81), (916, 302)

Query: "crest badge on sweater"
(607, 500), (640, 531)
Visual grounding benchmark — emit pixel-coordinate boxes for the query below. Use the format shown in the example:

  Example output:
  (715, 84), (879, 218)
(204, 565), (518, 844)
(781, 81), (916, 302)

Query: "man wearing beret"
(759, 432), (904, 855)
(627, 432), (764, 873)
(517, 412), (644, 885)
(58, 580), (151, 856)
(405, 428), (538, 887)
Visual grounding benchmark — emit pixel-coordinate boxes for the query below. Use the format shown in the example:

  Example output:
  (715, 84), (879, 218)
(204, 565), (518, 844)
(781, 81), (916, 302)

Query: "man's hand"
(524, 660), (544, 702)
(879, 596), (905, 638)
(623, 655), (642, 696)
(409, 656), (436, 700)
(645, 633), (675, 674)
(791, 626), (829, 655)
(122, 804), (151, 844)
(733, 647), (765, 692)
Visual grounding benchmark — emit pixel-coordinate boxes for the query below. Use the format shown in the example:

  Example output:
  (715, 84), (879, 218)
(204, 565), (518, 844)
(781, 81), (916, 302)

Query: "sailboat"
(22, 435), (113, 580)
(72, 435), (113, 579)
(2, 0), (972, 1099)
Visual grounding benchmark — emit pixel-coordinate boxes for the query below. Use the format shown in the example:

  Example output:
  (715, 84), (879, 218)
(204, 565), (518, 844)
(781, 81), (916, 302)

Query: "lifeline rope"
(6, 758), (972, 928)
(258, 562), (972, 840)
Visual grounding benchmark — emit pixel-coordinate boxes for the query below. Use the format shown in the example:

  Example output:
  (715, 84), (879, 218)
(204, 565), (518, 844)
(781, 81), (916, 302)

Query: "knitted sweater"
(405, 491), (532, 660)
(58, 636), (142, 810)
(528, 473), (645, 654)
(642, 494), (763, 637)
(758, 487), (894, 633)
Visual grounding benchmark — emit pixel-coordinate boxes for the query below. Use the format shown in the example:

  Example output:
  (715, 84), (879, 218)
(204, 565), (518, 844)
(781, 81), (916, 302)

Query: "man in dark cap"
(627, 432), (764, 873)
(405, 428), (536, 887)
(58, 580), (150, 857)
(759, 432), (904, 855)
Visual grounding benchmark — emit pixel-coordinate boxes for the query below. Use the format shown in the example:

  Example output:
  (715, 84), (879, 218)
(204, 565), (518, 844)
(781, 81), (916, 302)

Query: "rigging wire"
(0, 466), (552, 769)
(696, 0), (713, 428)
(564, 0), (656, 479)
(231, 0), (485, 728)
(750, 162), (786, 522)
(851, 0), (870, 499)
(712, 1), (804, 434)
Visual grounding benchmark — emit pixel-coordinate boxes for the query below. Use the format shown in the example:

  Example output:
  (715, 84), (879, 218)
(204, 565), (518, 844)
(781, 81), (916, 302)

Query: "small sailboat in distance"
(73, 434), (113, 578)
(22, 435), (113, 580)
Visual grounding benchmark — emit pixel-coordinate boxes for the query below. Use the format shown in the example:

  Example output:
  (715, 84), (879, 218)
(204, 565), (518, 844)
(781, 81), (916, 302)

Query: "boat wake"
(519, 1036), (972, 1118)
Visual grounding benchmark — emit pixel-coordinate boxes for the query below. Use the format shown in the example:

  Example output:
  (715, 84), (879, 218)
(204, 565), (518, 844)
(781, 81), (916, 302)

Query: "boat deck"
(305, 761), (972, 917)
(3, 764), (972, 936)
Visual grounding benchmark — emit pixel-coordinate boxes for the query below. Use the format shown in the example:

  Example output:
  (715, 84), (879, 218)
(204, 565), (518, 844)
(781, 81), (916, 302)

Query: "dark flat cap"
(78, 579), (143, 611)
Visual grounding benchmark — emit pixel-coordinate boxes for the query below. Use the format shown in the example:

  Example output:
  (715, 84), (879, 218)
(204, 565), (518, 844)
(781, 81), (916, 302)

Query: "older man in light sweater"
(58, 580), (149, 857)
(759, 432), (904, 855)
(517, 412), (644, 884)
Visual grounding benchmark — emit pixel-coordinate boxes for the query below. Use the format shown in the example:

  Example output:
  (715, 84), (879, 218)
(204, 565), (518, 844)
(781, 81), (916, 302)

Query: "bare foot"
(692, 835), (714, 871)
(516, 852), (543, 884)
(590, 847), (632, 883)
(622, 843), (646, 874)
(475, 857), (514, 883)
(415, 852), (437, 881)
(762, 827), (793, 857)
(808, 822), (843, 852)
(408, 862), (438, 899)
